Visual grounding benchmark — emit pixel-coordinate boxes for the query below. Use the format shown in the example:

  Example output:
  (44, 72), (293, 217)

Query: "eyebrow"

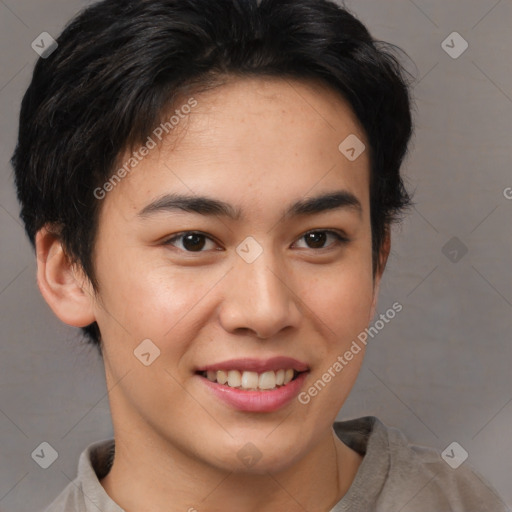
(137, 190), (362, 221)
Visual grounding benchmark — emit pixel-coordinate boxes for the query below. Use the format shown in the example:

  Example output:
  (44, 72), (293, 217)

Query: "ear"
(35, 226), (96, 327)
(368, 228), (391, 322)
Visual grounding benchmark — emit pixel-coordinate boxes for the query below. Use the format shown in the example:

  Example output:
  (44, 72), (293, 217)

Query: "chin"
(203, 435), (307, 475)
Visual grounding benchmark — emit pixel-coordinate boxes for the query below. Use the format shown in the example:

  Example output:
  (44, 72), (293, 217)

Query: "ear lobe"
(368, 229), (391, 322)
(368, 279), (381, 323)
(35, 226), (96, 328)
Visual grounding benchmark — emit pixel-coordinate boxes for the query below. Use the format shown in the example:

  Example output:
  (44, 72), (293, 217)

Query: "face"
(88, 76), (383, 473)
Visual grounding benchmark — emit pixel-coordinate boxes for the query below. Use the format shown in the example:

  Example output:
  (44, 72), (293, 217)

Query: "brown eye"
(305, 231), (327, 249)
(181, 233), (206, 251)
(164, 232), (216, 252)
(295, 230), (348, 250)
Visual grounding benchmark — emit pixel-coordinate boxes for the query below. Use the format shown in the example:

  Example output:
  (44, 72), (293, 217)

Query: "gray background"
(1, 0), (511, 510)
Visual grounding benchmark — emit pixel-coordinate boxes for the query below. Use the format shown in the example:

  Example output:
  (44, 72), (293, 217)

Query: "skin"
(36, 76), (390, 512)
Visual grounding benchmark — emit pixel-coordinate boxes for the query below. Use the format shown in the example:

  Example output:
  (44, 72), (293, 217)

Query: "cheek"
(93, 232), (375, 350)
(93, 246), (212, 344)
(302, 260), (375, 344)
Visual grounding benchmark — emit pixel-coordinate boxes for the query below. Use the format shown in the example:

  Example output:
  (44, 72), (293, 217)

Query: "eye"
(163, 231), (218, 252)
(293, 230), (349, 250)
(162, 229), (349, 253)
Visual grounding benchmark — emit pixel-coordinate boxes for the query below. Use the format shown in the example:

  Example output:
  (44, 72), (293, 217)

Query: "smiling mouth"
(197, 369), (306, 391)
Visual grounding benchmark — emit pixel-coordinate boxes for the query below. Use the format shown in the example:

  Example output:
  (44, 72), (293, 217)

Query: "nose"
(218, 251), (302, 339)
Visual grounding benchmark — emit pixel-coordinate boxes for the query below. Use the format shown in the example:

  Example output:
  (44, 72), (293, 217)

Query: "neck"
(100, 425), (362, 512)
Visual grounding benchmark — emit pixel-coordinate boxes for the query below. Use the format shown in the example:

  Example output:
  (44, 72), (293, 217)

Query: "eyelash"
(162, 229), (350, 253)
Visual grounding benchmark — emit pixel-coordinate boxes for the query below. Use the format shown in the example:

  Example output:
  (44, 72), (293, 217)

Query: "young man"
(12, 0), (508, 510)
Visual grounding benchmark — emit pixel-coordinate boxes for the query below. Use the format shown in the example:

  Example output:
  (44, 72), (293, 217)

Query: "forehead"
(170, 76), (365, 156)
(102, 76), (370, 221)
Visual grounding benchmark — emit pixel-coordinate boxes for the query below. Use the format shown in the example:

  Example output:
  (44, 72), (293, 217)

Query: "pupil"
(306, 232), (326, 248)
(184, 233), (205, 251)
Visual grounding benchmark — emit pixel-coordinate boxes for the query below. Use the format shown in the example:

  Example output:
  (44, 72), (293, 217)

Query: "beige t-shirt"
(42, 416), (509, 512)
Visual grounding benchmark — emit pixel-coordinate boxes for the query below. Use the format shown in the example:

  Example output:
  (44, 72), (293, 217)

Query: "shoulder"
(334, 416), (509, 512)
(41, 438), (120, 512)
(380, 418), (509, 511)
(41, 479), (86, 512)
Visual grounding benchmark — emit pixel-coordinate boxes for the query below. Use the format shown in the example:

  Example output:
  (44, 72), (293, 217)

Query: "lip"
(197, 371), (309, 412)
(196, 356), (309, 373)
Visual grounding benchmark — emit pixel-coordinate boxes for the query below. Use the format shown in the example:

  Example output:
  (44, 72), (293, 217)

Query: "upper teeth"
(204, 369), (295, 390)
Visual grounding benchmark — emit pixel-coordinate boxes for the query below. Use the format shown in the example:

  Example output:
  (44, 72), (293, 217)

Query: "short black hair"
(12, 0), (413, 352)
